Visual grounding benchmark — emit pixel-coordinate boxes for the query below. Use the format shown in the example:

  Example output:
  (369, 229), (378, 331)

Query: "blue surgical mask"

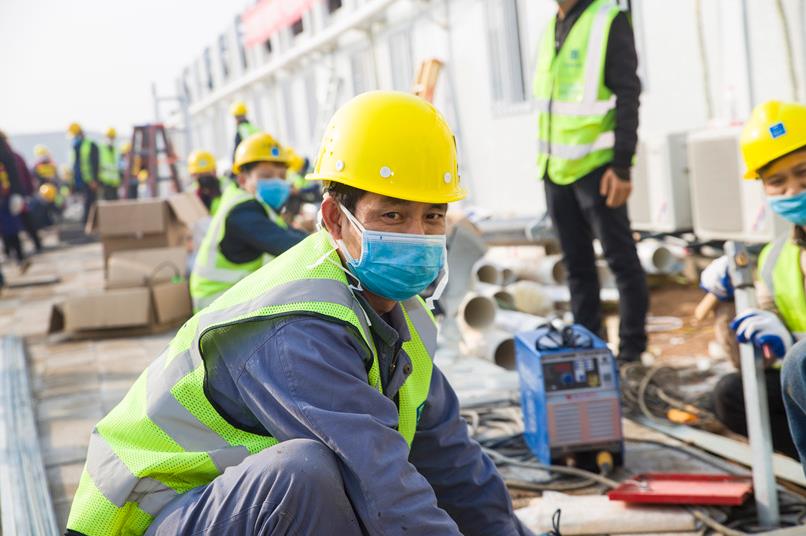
(768, 191), (806, 226)
(337, 204), (448, 302)
(256, 178), (290, 210)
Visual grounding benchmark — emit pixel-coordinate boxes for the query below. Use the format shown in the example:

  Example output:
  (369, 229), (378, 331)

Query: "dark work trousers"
(101, 184), (119, 201)
(714, 368), (799, 459)
(81, 184), (97, 224)
(1, 233), (24, 262)
(544, 164), (648, 360)
(20, 210), (42, 252)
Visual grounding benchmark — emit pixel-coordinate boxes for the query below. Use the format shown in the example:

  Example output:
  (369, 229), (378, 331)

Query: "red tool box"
(607, 473), (753, 506)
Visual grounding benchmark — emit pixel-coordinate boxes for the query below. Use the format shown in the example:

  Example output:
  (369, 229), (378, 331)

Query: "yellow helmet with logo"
(67, 122), (82, 137)
(230, 101), (248, 117)
(105, 127), (117, 139)
(306, 91), (466, 203)
(120, 141), (132, 155)
(187, 150), (217, 175)
(741, 101), (806, 179)
(285, 148), (306, 174)
(39, 183), (57, 203)
(34, 144), (50, 158)
(232, 132), (288, 174)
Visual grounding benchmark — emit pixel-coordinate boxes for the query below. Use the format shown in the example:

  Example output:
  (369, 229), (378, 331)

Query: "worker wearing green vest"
(230, 100), (260, 160)
(535, 0), (647, 363)
(98, 127), (121, 200)
(67, 122), (99, 223)
(186, 149), (227, 216)
(701, 101), (806, 469)
(189, 132), (307, 312)
(65, 91), (529, 536)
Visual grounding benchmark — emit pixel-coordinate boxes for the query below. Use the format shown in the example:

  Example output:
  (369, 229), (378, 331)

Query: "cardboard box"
(85, 192), (208, 264)
(48, 287), (152, 334)
(107, 247), (187, 289)
(151, 280), (192, 325)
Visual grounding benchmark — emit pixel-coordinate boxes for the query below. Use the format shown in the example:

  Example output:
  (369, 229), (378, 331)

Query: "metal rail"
(0, 336), (59, 535)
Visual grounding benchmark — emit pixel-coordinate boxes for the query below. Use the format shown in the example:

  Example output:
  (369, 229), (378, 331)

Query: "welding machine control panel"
(541, 352), (613, 392)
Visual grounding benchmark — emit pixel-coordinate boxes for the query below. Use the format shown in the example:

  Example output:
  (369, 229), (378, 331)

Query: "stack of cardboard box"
(49, 193), (209, 338)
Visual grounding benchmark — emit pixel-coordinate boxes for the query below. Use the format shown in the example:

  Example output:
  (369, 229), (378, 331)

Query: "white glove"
(731, 308), (793, 358)
(700, 255), (733, 300)
(8, 194), (24, 216)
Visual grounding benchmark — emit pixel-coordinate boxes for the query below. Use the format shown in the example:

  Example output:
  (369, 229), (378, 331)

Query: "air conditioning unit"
(629, 132), (692, 233)
(687, 128), (788, 243)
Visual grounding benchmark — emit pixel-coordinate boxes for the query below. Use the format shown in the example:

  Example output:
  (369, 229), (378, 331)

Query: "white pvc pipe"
(494, 309), (546, 334)
(636, 240), (680, 274)
(474, 261), (502, 285)
(459, 326), (517, 370)
(459, 293), (498, 330)
(475, 282), (516, 310)
(505, 280), (554, 316)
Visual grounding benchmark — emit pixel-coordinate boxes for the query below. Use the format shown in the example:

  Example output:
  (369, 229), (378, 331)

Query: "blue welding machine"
(515, 324), (624, 469)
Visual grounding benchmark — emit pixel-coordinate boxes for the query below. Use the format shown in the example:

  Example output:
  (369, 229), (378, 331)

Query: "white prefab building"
(170, 0), (806, 242)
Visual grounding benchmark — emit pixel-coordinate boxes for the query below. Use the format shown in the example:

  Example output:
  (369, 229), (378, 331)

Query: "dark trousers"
(81, 185), (96, 224)
(714, 368), (799, 460)
(544, 164), (648, 359)
(2, 233), (24, 262)
(20, 210), (42, 252)
(101, 184), (119, 201)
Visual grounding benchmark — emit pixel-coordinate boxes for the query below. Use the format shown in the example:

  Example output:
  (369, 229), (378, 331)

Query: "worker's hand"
(730, 308), (793, 358)
(700, 255), (734, 301)
(599, 168), (632, 208)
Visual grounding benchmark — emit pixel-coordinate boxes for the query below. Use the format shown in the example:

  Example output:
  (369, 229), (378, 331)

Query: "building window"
(218, 34), (230, 81)
(388, 29), (414, 92)
(235, 16), (248, 71)
(350, 49), (377, 95)
(203, 48), (214, 91)
(291, 17), (304, 37)
(281, 80), (297, 146)
(304, 72), (318, 140)
(485, 0), (527, 104)
(327, 0), (343, 14)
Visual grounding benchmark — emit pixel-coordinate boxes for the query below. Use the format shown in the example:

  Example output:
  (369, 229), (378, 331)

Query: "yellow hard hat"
(39, 183), (57, 203)
(67, 122), (82, 137)
(120, 141), (132, 155)
(285, 148), (305, 173)
(137, 169), (149, 182)
(230, 101), (248, 117)
(34, 144), (49, 158)
(741, 101), (806, 179)
(232, 132), (288, 174)
(306, 91), (466, 204)
(188, 150), (217, 175)
(105, 127), (117, 139)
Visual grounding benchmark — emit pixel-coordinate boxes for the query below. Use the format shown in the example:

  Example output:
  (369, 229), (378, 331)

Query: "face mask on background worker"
(256, 178), (291, 210)
(335, 203), (447, 302)
(768, 191), (806, 226)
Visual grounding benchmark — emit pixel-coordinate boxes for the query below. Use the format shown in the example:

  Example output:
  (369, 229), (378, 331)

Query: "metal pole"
(726, 241), (779, 527)
(739, 0), (756, 108)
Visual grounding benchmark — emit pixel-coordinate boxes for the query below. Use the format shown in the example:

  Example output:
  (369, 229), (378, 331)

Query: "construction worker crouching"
(65, 91), (532, 536)
(188, 132), (307, 312)
(98, 127), (121, 200)
(701, 101), (806, 471)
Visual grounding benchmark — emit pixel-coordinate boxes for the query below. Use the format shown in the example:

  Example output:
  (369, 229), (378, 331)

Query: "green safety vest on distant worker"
(759, 233), (806, 337)
(189, 186), (288, 312)
(98, 143), (121, 187)
(534, 0), (621, 185)
(65, 230), (436, 536)
(69, 138), (97, 186)
(237, 121), (259, 142)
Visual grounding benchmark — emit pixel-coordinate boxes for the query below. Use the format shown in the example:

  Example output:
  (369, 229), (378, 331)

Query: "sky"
(0, 0), (248, 136)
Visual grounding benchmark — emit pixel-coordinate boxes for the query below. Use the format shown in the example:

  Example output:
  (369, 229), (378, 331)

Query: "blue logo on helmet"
(271, 146), (280, 157)
(769, 122), (787, 139)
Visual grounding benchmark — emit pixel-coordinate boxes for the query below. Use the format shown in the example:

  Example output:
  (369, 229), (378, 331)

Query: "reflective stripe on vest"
(66, 231), (436, 535)
(189, 187), (286, 311)
(759, 233), (806, 336)
(70, 138), (96, 184)
(238, 121), (259, 141)
(99, 143), (121, 186)
(534, 0), (620, 185)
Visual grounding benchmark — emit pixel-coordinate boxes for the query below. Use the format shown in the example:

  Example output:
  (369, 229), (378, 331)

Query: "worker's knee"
(783, 340), (806, 399)
(248, 439), (344, 495)
(713, 372), (745, 432)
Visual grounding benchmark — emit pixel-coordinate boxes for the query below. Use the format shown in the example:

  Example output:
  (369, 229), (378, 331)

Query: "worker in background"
(2, 133), (43, 252)
(119, 140), (131, 177)
(67, 122), (99, 223)
(285, 147), (321, 218)
(230, 100), (259, 160)
(98, 127), (121, 200)
(32, 144), (59, 187)
(701, 101), (806, 466)
(0, 131), (28, 271)
(187, 149), (224, 215)
(535, 0), (646, 363)
(66, 91), (531, 536)
(189, 132), (307, 311)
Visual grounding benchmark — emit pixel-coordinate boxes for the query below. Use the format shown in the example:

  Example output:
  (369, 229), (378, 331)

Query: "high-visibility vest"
(189, 187), (288, 312)
(534, 0), (621, 185)
(65, 231), (436, 536)
(98, 143), (121, 187)
(69, 138), (97, 185)
(237, 121), (259, 141)
(759, 233), (806, 338)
